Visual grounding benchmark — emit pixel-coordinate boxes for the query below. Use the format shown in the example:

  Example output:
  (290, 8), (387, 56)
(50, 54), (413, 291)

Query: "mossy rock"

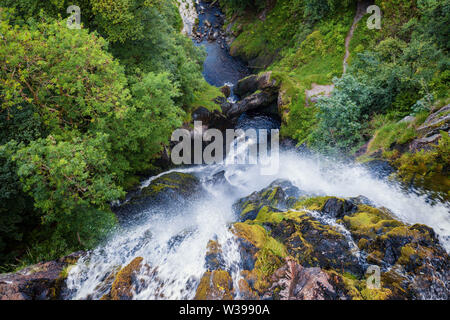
(194, 270), (234, 300)
(205, 240), (226, 271)
(233, 179), (301, 221)
(140, 172), (201, 199)
(233, 184), (449, 299)
(104, 257), (143, 300)
(268, 211), (363, 276)
(117, 172), (202, 218)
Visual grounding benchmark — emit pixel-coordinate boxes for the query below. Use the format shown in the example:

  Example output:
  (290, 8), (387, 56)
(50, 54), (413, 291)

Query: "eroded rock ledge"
(197, 180), (449, 300)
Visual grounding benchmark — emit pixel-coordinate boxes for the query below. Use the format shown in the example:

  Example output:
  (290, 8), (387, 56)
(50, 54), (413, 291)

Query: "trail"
(305, 1), (371, 102)
(343, 1), (372, 74)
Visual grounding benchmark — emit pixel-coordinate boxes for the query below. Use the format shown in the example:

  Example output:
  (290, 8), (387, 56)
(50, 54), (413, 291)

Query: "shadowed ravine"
(64, 1), (450, 300)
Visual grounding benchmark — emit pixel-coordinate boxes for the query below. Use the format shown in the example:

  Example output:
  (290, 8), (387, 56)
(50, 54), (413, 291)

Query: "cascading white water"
(65, 140), (450, 300)
(64, 0), (449, 300)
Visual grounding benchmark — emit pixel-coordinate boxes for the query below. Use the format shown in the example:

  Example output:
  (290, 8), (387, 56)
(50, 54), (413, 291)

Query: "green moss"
(293, 196), (331, 211)
(360, 287), (392, 300)
(233, 223), (268, 248)
(108, 257), (143, 300)
(394, 132), (450, 200)
(254, 206), (284, 224)
(368, 121), (417, 154)
(194, 270), (234, 300)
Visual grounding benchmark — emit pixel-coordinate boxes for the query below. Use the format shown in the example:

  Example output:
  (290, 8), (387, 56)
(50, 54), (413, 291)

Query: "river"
(64, 1), (450, 300)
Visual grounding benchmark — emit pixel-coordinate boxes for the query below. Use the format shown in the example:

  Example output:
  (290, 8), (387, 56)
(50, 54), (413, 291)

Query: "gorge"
(0, 0), (448, 301)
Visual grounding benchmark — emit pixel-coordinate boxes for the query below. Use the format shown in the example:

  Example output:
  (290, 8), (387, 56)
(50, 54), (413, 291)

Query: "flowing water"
(65, 1), (450, 300)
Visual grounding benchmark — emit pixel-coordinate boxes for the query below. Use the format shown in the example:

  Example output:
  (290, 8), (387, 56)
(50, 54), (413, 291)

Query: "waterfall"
(177, 0), (198, 35)
(64, 1), (450, 300)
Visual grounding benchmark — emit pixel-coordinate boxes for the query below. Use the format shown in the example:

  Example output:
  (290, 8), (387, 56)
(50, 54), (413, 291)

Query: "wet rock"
(220, 85), (231, 98)
(268, 214), (363, 276)
(194, 270), (234, 300)
(204, 240), (226, 271)
(128, 172), (201, 206)
(205, 170), (230, 188)
(267, 257), (341, 300)
(342, 204), (450, 299)
(321, 197), (357, 219)
(106, 257), (144, 300)
(225, 91), (278, 119)
(233, 180), (301, 221)
(231, 182), (450, 299)
(235, 72), (278, 98)
(0, 252), (83, 300)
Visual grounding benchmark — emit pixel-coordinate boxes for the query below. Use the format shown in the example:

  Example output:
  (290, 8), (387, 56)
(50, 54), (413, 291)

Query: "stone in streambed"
(0, 252), (83, 300)
(194, 270), (234, 300)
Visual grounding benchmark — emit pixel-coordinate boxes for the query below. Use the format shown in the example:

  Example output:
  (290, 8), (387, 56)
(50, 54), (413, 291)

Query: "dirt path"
(305, 1), (372, 103)
(343, 0), (372, 74)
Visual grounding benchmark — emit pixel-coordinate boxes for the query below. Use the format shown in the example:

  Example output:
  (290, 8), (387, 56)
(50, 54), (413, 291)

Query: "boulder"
(194, 270), (234, 300)
(0, 252), (83, 300)
(234, 72), (278, 98)
(224, 90), (278, 119)
(233, 179), (302, 221)
(127, 172), (201, 206)
(267, 257), (340, 300)
(230, 184), (450, 300)
(409, 104), (450, 152)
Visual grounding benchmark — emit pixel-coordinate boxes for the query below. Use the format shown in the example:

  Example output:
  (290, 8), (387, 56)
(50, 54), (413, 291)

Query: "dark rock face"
(119, 172), (202, 211)
(222, 72), (280, 119)
(192, 106), (232, 131)
(321, 197), (357, 219)
(269, 216), (363, 276)
(267, 257), (344, 300)
(0, 252), (83, 300)
(224, 90), (278, 119)
(233, 179), (302, 221)
(234, 72), (278, 98)
(226, 182), (450, 300)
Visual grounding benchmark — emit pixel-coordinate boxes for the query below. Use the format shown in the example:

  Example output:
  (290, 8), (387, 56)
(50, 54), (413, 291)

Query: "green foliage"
(13, 134), (121, 256)
(0, 1), (210, 269)
(103, 72), (184, 176)
(308, 76), (367, 154)
(0, 17), (130, 134)
(0, 143), (38, 269)
(395, 132), (450, 200)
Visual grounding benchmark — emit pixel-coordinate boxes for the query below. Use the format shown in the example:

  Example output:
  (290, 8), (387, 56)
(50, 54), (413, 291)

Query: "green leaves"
(14, 134), (124, 219)
(0, 18), (130, 134)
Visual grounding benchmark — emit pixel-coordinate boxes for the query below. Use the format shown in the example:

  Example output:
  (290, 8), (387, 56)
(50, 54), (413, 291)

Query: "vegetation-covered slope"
(220, 0), (449, 198)
(0, 0), (219, 270)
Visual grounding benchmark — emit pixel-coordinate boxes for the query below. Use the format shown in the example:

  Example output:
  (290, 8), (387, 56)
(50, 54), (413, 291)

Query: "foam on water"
(65, 144), (450, 300)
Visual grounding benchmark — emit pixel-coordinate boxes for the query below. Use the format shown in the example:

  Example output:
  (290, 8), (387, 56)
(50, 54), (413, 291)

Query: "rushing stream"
(65, 1), (450, 300)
